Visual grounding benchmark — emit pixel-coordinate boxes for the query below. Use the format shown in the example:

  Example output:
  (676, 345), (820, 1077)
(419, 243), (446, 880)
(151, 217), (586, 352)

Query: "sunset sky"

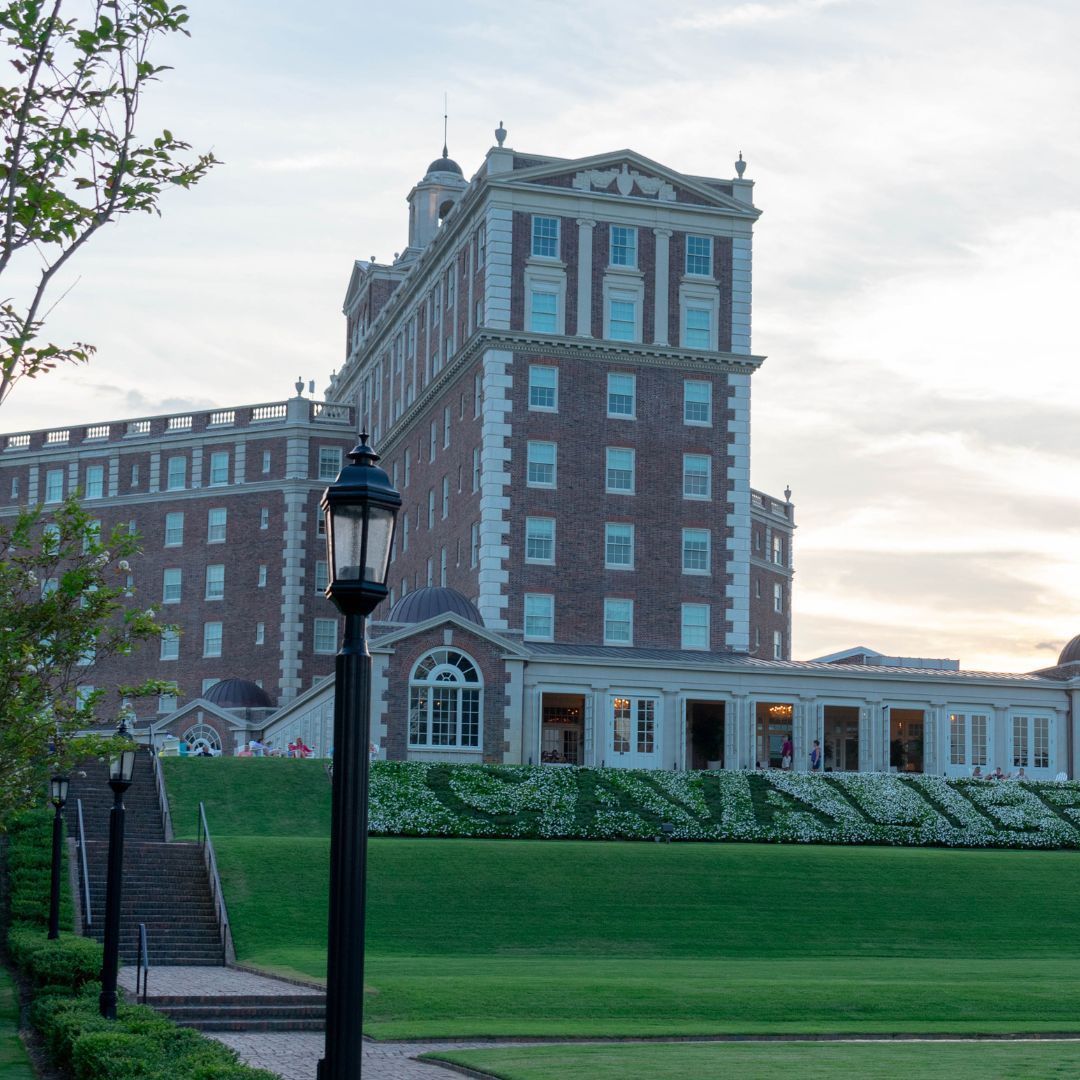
(5, 0), (1078, 672)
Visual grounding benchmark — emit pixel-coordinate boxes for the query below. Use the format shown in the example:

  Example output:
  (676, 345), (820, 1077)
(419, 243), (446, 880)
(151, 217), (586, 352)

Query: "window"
(1012, 715), (1052, 769)
(470, 521), (479, 568)
(317, 515), (326, 537)
(10, 475), (18, 499)
(318, 446), (342, 481)
(164, 512), (184, 546)
(428, 488), (435, 529)
(528, 365), (558, 411)
(403, 448), (411, 488)
(207, 508), (227, 543)
(682, 528), (711, 574)
(158, 689), (177, 714)
(314, 618), (338, 654)
(525, 517), (555, 563)
(604, 599), (633, 645)
(42, 523), (60, 556)
(608, 299), (637, 342)
(44, 469), (63, 503)
(260, 508), (269, 530)
(442, 475), (449, 519)
(772, 535), (785, 566)
(443, 406), (451, 449)
(531, 216), (560, 258)
(523, 594), (554, 641)
(773, 631), (783, 659)
(205, 564), (225, 600)
(681, 604), (710, 650)
(310, 560), (327, 594)
(529, 290), (558, 333)
(527, 441), (556, 487)
(439, 547), (447, 587)
(474, 372), (482, 417)
(162, 568), (182, 604)
(258, 565), (267, 587)
(262, 450), (271, 474)
(605, 523), (634, 568)
(477, 225), (486, 267)
(166, 456), (186, 491)
(409, 649), (482, 748)
(130, 462), (139, 487)
(426, 557), (433, 587)
(774, 583), (783, 613)
(202, 621), (223, 658)
(472, 446), (481, 492)
(605, 448), (635, 494)
(684, 307), (711, 350)
(85, 465), (104, 499)
(402, 515), (409, 552)
(685, 234), (713, 276)
(682, 454), (711, 499)
(607, 373), (636, 417)
(610, 225), (637, 267)
(950, 712), (990, 767)
(684, 380), (712, 425)
(160, 628), (179, 661)
(255, 622), (265, 645)
(209, 451), (229, 485)
(430, 421), (437, 461)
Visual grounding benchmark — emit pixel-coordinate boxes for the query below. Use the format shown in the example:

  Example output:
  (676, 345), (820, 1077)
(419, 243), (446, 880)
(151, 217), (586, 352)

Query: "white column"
(993, 706), (1009, 773)
(575, 219), (594, 337)
(653, 228), (671, 345)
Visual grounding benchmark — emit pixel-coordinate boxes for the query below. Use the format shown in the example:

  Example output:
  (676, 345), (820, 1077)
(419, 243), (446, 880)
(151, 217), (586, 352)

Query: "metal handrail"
(151, 751), (174, 842)
(135, 923), (150, 1003)
(75, 799), (92, 927)
(197, 802), (235, 964)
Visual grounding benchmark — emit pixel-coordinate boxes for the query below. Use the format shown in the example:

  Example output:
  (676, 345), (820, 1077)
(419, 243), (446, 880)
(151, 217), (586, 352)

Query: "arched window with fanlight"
(182, 722), (222, 755)
(408, 649), (482, 749)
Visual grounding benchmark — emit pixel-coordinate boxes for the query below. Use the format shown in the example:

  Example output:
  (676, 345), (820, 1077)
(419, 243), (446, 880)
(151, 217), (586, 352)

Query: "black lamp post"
(47, 774), (69, 939)
(317, 435), (400, 1080)
(99, 747), (136, 1019)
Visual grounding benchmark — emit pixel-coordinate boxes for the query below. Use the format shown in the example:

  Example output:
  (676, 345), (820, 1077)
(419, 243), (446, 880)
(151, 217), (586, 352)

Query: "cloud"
(674, 0), (849, 30)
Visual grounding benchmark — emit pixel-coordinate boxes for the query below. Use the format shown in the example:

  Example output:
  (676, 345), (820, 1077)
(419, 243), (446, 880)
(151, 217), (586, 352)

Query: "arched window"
(408, 649), (482, 748)
(182, 722), (221, 754)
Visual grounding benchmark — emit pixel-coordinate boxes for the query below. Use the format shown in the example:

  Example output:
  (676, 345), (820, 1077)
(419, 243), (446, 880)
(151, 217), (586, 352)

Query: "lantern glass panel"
(110, 749), (136, 783)
(364, 505), (395, 585)
(329, 504), (365, 581)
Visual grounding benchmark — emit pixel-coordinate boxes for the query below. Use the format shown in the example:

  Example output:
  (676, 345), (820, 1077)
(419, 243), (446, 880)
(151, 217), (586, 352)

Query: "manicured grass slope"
(0, 966), (34, 1080)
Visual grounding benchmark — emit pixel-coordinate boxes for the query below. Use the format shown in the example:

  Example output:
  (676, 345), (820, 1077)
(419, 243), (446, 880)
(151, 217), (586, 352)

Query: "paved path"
(118, 965), (322, 998)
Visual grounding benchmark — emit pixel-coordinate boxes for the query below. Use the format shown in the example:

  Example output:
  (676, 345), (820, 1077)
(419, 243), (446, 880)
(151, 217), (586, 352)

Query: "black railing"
(135, 922), (150, 1003)
(75, 798), (92, 927)
(197, 802), (235, 963)
(151, 751), (174, 842)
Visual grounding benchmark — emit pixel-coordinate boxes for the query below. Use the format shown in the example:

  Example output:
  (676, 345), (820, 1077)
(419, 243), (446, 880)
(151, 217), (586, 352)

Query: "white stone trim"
(575, 219), (595, 337)
(725, 372), (751, 652)
(653, 229), (671, 345)
(523, 262), (567, 335)
(278, 483), (309, 702)
(731, 235), (752, 354)
(484, 205), (513, 332)
(478, 348), (513, 629)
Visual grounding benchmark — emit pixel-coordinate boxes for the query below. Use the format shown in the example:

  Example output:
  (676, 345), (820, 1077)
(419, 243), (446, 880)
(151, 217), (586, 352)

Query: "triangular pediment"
(369, 610), (530, 657)
(149, 697), (251, 733)
(495, 149), (759, 218)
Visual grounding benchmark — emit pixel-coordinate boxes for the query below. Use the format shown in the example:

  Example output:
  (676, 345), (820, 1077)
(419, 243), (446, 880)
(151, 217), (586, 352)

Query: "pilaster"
(575, 219), (594, 337)
(652, 229), (671, 345)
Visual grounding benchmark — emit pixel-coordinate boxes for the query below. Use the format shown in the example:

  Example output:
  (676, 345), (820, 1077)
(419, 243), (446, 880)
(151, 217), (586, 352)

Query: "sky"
(4, 0), (1078, 672)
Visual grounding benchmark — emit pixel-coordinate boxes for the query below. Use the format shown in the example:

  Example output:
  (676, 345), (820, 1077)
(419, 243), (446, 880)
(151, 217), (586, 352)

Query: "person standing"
(781, 735), (793, 770)
(810, 739), (822, 771)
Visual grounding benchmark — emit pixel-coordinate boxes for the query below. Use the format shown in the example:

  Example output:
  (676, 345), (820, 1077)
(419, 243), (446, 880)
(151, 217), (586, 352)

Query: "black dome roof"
(388, 587), (483, 626)
(203, 678), (274, 709)
(1059, 635), (1080, 666)
(426, 155), (463, 177)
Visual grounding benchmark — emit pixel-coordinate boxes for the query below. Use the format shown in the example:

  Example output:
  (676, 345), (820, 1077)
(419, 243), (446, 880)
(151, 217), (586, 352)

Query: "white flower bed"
(366, 762), (1080, 850)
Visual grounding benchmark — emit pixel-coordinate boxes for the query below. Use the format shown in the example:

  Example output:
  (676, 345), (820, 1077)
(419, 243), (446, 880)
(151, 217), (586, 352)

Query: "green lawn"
(426, 1041), (1080, 1079)
(0, 965), (34, 1080)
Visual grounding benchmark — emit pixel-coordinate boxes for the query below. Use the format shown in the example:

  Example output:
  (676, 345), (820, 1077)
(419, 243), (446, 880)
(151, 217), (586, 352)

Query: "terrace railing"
(75, 799), (92, 927)
(197, 802), (236, 964)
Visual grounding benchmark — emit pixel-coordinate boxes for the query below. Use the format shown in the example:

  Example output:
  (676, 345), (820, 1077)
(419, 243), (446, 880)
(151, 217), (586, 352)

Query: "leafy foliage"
(0, 0), (218, 403)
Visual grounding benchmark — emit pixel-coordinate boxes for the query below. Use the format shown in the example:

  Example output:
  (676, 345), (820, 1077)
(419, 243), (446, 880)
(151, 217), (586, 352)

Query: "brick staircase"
(139, 992), (326, 1032)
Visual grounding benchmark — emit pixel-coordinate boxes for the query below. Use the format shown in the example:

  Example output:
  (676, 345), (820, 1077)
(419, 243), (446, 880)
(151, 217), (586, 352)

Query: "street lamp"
(47, 775), (69, 939)
(317, 435), (400, 1080)
(99, 747), (136, 1020)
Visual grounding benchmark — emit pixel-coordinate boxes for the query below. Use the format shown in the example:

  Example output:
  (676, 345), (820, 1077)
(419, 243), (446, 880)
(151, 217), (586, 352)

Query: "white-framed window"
(472, 446), (481, 492)
(427, 488), (435, 528)
(772, 535), (785, 566)
(159, 628), (179, 661)
(164, 512), (184, 546)
(255, 622), (265, 645)
(525, 517), (555, 564)
(162, 568), (182, 604)
(682, 528), (711, 574)
(443, 406), (451, 449)
(604, 523), (634, 569)
(442, 475), (450, 519)
(315, 561), (328, 593)
(682, 454), (711, 499)
(523, 594), (555, 641)
(10, 475), (18, 499)
(474, 372), (482, 417)
(528, 365), (558, 411)
(607, 373), (636, 418)
(207, 507), (227, 544)
(1012, 715), (1052, 770)
(158, 687), (177, 714)
(318, 446), (342, 481)
(209, 451), (229, 485)
(41, 523), (60, 556)
(477, 224), (486, 268)
(409, 648), (483, 748)
(681, 603), (710, 650)
(257, 564), (267, 587)
(683, 380), (712, 425)
(130, 462), (139, 487)
(166, 456), (186, 491)
(529, 289), (559, 334)
(439, 546), (448, 587)
(426, 557), (433, 587)
(314, 618), (338, 654)
(44, 469), (64, 503)
(430, 420), (437, 461)
(605, 447), (635, 494)
(402, 515), (409, 552)
(610, 225), (637, 267)
(203, 621), (223, 658)
(527, 441), (557, 487)
(531, 215), (560, 259)
(260, 507), (269, 530)
(773, 631), (783, 659)
(684, 307), (712, 350)
(604, 598), (633, 645)
(84, 465), (104, 499)
(404, 448), (411, 488)
(608, 298), (637, 342)
(774, 583), (783, 613)
(205, 564), (225, 600)
(470, 521), (479, 568)
(685, 234), (713, 277)
(262, 450), (271, 474)
(949, 712), (990, 767)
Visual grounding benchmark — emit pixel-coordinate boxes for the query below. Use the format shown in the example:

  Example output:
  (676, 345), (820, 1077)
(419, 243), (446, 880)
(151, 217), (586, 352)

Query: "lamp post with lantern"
(317, 435), (400, 1080)
(99, 747), (137, 1019)
(47, 774), (69, 939)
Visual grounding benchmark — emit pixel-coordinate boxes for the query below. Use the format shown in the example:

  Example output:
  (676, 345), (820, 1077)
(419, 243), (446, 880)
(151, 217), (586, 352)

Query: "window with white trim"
(318, 447), (342, 481)
(84, 465), (104, 499)
(527, 441), (556, 487)
(443, 406), (451, 449)
(681, 603), (710, 650)
(470, 521), (479, 568)
(523, 594), (554, 641)
(207, 508), (227, 544)
(682, 454), (711, 499)
(949, 712), (990, 767)
(164, 512), (184, 547)
(402, 515), (409, 552)
(205, 564), (225, 600)
(209, 451), (229, 486)
(772, 535), (785, 565)
(315, 561), (328, 593)
(409, 649), (482, 748)
(260, 508), (269, 530)
(1012, 715), (1052, 769)
(262, 450), (271, 474)
(166, 456), (186, 491)
(442, 475), (449, 519)
(314, 618), (338, 654)
(604, 598), (633, 645)
(610, 225), (637, 267)
(529, 365), (558, 412)
(531, 216), (559, 258)
(158, 688), (177, 714)
(525, 517), (555, 564)
(162, 568), (182, 604)
(683, 380), (712, 425)
(605, 448), (635, 494)
(607, 373), (636, 418)
(685, 234), (713, 276)
(774, 583), (783, 613)
(258, 565), (267, 587)
(605, 523), (634, 569)
(472, 446), (481, 492)
(440, 547), (447, 587)
(44, 469), (63, 503)
(682, 528), (711, 574)
(529, 290), (558, 334)
(255, 623), (265, 645)
(608, 298), (637, 342)
(773, 631), (783, 659)
(159, 628), (179, 661)
(202, 621), (223, 658)
(684, 307), (711, 350)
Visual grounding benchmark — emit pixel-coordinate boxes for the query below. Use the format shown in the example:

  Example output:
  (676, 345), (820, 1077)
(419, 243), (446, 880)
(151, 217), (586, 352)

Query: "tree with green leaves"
(0, 0), (218, 405)
(0, 495), (172, 822)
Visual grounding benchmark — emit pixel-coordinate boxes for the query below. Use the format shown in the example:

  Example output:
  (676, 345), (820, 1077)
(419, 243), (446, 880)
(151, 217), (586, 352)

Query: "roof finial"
(495, 120), (507, 147)
(442, 92), (448, 158)
(735, 151), (747, 179)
